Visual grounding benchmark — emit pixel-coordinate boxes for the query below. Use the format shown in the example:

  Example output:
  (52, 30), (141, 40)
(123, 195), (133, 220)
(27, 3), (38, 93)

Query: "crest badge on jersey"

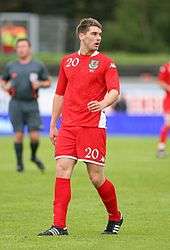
(88, 59), (100, 70)
(11, 72), (17, 79)
(29, 73), (38, 82)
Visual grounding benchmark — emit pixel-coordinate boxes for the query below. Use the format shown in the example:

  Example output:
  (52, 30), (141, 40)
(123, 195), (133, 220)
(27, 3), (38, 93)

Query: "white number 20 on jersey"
(66, 58), (79, 67)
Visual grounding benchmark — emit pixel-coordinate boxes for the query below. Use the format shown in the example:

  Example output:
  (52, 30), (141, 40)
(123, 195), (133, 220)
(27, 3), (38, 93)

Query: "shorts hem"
(55, 155), (77, 160)
(78, 158), (105, 166)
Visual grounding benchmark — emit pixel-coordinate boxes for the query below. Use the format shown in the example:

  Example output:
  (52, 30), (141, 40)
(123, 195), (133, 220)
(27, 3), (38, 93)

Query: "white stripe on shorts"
(55, 155), (77, 160)
(78, 159), (105, 166)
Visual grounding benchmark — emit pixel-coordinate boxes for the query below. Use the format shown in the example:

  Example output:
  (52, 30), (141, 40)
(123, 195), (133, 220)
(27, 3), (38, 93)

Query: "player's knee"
(56, 161), (71, 178)
(89, 174), (103, 188)
(30, 131), (39, 142)
(15, 132), (24, 143)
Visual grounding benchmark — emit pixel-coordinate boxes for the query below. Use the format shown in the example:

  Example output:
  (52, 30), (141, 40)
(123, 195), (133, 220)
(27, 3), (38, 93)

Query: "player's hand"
(49, 126), (58, 145)
(30, 73), (40, 89)
(3, 82), (12, 91)
(31, 81), (41, 90)
(2, 82), (16, 96)
(87, 100), (106, 112)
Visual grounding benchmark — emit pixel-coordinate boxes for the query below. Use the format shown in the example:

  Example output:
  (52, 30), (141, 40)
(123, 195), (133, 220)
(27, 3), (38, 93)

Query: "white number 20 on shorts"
(85, 147), (99, 160)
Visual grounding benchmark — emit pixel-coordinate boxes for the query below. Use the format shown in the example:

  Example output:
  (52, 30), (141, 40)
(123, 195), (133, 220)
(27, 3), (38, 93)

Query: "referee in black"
(0, 38), (51, 172)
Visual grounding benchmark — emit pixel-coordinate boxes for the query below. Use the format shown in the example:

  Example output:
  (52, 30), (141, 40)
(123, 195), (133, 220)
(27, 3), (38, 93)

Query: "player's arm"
(49, 94), (64, 145)
(0, 64), (15, 94)
(88, 61), (120, 112)
(0, 78), (17, 96)
(41, 78), (51, 88)
(158, 80), (170, 92)
(31, 78), (51, 89)
(49, 58), (67, 145)
(0, 78), (9, 90)
(31, 63), (51, 89)
(88, 89), (119, 112)
(158, 64), (170, 92)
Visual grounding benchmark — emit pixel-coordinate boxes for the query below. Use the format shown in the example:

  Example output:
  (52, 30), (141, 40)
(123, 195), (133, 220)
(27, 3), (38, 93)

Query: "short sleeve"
(55, 59), (68, 96)
(158, 64), (169, 83)
(39, 63), (49, 80)
(1, 64), (10, 81)
(105, 61), (120, 93)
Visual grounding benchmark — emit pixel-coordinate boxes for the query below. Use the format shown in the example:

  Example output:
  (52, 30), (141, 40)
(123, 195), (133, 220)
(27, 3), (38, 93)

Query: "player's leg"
(9, 99), (24, 172)
(53, 159), (75, 227)
(14, 131), (24, 172)
(157, 112), (170, 158)
(29, 130), (45, 171)
(86, 163), (123, 234)
(77, 127), (123, 234)
(38, 159), (76, 237)
(29, 130), (40, 160)
(26, 101), (45, 171)
(38, 126), (78, 236)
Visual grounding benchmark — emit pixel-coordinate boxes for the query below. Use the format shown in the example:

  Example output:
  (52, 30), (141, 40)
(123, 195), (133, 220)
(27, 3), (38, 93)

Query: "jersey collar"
(78, 50), (99, 57)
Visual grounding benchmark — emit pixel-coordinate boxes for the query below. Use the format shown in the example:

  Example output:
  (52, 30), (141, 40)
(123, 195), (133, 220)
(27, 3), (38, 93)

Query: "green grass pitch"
(0, 136), (169, 250)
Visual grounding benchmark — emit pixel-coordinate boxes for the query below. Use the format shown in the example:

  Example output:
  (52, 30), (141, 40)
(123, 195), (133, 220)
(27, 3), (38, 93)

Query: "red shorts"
(163, 97), (170, 113)
(55, 126), (106, 166)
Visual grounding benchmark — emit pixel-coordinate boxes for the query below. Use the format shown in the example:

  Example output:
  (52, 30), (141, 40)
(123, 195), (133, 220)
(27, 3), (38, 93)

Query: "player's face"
(79, 26), (102, 53)
(16, 41), (31, 59)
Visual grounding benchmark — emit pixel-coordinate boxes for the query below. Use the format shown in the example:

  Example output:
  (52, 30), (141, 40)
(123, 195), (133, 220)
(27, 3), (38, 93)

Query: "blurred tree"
(102, 0), (170, 52)
(1, 0), (170, 53)
(150, 0), (170, 49)
(0, 0), (117, 21)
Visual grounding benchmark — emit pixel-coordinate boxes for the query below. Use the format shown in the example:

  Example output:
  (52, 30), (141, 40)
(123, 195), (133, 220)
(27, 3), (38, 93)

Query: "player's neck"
(78, 49), (98, 56)
(19, 55), (32, 64)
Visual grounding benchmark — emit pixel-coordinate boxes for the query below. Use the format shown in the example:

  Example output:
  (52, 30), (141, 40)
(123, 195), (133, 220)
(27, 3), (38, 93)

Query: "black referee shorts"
(9, 99), (41, 132)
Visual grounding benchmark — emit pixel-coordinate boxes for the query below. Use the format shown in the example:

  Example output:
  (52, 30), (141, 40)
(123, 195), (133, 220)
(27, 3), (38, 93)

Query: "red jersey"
(158, 62), (170, 112)
(55, 51), (120, 127)
(158, 63), (170, 98)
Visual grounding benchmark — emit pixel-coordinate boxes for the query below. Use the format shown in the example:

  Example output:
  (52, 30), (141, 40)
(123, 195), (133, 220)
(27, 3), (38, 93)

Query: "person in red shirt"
(157, 62), (170, 158)
(38, 18), (123, 236)
(157, 63), (170, 157)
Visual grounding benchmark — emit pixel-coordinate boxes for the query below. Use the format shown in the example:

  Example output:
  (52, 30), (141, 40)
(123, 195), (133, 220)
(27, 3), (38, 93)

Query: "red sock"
(159, 126), (170, 144)
(97, 179), (121, 221)
(53, 177), (71, 228)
